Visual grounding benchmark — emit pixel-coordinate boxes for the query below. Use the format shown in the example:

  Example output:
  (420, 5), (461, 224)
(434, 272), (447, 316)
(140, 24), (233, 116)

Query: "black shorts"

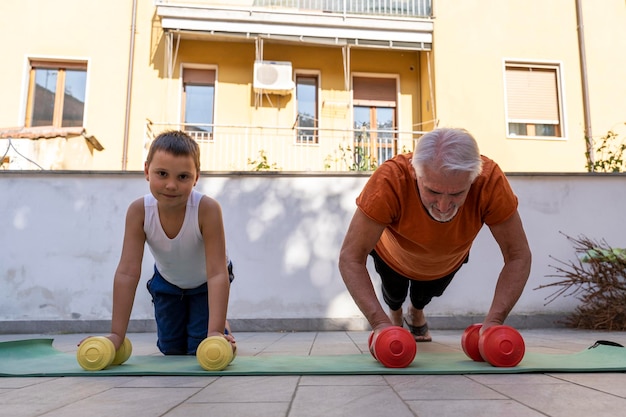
(370, 250), (468, 310)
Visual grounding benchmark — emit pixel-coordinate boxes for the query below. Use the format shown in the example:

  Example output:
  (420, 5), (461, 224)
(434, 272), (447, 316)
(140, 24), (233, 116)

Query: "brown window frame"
(25, 60), (87, 128)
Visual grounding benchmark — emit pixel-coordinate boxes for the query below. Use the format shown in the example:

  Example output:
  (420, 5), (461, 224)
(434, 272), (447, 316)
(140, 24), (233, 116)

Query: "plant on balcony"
(585, 125), (626, 172)
(247, 150), (281, 171)
(326, 144), (377, 172)
(351, 145), (378, 171)
(536, 233), (626, 330)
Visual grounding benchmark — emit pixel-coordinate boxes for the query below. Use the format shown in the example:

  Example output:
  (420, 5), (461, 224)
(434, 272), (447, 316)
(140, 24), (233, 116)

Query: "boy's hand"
(78, 334), (124, 351)
(106, 333), (125, 350)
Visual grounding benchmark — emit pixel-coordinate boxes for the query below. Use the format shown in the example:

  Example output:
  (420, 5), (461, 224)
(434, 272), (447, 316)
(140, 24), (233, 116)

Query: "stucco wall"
(1, 172), (625, 332)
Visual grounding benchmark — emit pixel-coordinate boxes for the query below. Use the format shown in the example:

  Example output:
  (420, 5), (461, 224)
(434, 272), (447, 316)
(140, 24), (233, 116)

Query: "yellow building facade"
(1, 0), (624, 172)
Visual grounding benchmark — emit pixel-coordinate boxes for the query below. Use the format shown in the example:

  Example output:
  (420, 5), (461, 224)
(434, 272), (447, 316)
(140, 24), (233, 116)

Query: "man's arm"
(484, 210), (532, 330)
(338, 208), (391, 332)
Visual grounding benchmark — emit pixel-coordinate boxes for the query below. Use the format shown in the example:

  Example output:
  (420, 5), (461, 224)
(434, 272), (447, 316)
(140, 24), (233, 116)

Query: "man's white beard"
(428, 205), (459, 223)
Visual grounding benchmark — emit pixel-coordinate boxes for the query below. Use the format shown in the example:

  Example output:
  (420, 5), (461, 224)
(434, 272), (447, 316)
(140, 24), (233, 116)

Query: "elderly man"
(339, 127), (531, 342)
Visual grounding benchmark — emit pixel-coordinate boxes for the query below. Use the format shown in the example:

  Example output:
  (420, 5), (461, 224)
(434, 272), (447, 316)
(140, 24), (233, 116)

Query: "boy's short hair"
(146, 130), (201, 172)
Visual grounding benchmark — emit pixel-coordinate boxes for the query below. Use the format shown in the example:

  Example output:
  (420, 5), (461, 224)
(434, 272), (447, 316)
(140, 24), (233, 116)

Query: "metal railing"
(253, 0), (432, 17)
(145, 122), (428, 172)
(155, 1), (432, 18)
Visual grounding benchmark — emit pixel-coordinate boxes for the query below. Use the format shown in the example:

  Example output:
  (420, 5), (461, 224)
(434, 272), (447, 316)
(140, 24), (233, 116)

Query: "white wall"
(1, 172), (625, 331)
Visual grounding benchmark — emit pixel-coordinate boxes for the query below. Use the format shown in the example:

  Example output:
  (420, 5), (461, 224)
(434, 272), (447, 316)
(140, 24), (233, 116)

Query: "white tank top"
(144, 189), (206, 289)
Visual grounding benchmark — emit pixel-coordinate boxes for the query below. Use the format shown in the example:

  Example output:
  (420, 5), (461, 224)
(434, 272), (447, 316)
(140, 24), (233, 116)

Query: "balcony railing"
(156, 1), (432, 18)
(145, 122), (428, 172)
(252, 0), (432, 17)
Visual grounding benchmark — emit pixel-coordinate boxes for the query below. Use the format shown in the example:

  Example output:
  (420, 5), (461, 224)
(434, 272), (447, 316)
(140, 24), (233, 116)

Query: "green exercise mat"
(1, 339), (625, 377)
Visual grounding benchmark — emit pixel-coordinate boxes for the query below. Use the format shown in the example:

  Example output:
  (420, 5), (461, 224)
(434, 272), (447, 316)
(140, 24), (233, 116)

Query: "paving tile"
(546, 372), (626, 397)
(0, 377), (57, 389)
(299, 375), (388, 386)
(467, 373), (564, 385)
(384, 375), (508, 400)
(289, 385), (414, 417)
(188, 376), (299, 402)
(254, 333), (316, 355)
(309, 331), (362, 355)
(0, 377), (129, 405)
(118, 376), (216, 388)
(345, 331), (370, 354)
(0, 403), (60, 417)
(415, 341), (462, 354)
(37, 387), (202, 417)
(490, 382), (626, 417)
(406, 399), (545, 417)
(162, 402), (290, 417)
(521, 330), (626, 353)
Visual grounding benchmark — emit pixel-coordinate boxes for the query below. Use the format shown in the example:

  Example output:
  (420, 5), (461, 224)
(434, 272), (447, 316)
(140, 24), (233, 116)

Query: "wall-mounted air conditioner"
(253, 61), (294, 95)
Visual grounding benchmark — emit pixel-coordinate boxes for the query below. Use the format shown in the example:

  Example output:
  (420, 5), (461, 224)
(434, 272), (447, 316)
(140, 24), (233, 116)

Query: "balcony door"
(352, 76), (397, 168)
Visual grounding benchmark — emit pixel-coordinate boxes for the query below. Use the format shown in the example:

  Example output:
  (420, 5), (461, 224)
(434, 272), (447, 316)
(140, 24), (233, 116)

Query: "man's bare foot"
(389, 308), (403, 327)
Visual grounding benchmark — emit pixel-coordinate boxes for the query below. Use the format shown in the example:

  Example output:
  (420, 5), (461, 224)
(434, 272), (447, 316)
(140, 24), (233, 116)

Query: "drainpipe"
(575, 0), (593, 170)
(121, 0), (138, 170)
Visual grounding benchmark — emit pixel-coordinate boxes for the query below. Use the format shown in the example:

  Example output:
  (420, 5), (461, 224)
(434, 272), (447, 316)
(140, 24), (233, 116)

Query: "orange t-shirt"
(356, 154), (518, 281)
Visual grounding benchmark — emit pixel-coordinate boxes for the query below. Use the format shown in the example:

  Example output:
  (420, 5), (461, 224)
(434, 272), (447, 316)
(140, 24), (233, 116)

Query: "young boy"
(100, 130), (234, 355)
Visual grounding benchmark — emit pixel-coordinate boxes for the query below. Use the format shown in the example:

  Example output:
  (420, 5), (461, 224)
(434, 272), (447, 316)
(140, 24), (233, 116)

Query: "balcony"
(155, 1), (432, 18)
(254, 0), (431, 17)
(156, 0), (433, 52)
(145, 121), (428, 172)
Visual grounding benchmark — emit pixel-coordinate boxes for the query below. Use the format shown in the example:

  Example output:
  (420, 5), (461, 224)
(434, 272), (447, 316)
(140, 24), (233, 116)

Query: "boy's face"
(144, 150), (199, 207)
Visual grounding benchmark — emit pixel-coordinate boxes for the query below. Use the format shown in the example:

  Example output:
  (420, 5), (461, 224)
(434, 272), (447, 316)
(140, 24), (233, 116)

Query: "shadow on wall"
(199, 175), (371, 323)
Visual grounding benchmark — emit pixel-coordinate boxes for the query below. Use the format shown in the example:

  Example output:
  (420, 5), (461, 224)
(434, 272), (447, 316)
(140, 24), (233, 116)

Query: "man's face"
(416, 165), (473, 222)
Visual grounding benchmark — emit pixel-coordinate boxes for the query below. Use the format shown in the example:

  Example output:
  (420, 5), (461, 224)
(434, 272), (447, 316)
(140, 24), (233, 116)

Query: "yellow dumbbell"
(196, 336), (235, 371)
(111, 336), (133, 365)
(77, 336), (132, 371)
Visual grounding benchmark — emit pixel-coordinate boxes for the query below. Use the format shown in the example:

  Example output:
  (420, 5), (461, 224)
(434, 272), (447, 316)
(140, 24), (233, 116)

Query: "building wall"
(432, 0), (626, 172)
(127, 39), (429, 170)
(580, 1), (626, 137)
(0, 0), (134, 170)
(1, 172), (625, 331)
(1, 0), (625, 172)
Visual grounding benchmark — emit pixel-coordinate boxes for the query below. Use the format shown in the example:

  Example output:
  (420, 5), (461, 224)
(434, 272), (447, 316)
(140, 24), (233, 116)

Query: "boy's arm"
(108, 198), (146, 349)
(199, 196), (230, 338)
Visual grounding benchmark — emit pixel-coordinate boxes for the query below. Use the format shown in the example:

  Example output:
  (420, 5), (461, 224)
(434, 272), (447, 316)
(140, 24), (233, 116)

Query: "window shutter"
(506, 66), (559, 122)
(353, 77), (396, 106)
(183, 68), (215, 85)
(30, 60), (87, 71)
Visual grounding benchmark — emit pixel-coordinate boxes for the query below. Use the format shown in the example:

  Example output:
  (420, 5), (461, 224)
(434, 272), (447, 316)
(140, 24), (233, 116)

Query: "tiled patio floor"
(1, 329), (626, 417)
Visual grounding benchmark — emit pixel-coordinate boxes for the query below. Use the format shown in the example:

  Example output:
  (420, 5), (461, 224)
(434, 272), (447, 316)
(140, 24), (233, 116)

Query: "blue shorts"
(146, 262), (234, 355)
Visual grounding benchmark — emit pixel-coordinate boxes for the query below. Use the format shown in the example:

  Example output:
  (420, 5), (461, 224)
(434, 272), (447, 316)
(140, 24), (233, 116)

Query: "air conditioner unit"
(253, 61), (294, 95)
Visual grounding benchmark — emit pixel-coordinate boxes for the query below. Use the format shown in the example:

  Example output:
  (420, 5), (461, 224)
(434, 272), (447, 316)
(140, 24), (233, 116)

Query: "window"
(296, 74), (318, 144)
(26, 60), (87, 128)
(182, 68), (215, 141)
(505, 63), (562, 138)
(353, 76), (397, 167)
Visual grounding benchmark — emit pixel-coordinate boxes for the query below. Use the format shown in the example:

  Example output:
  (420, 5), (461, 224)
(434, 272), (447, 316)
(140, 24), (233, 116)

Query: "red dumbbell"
(461, 323), (525, 367)
(368, 326), (417, 368)
(461, 323), (485, 362)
